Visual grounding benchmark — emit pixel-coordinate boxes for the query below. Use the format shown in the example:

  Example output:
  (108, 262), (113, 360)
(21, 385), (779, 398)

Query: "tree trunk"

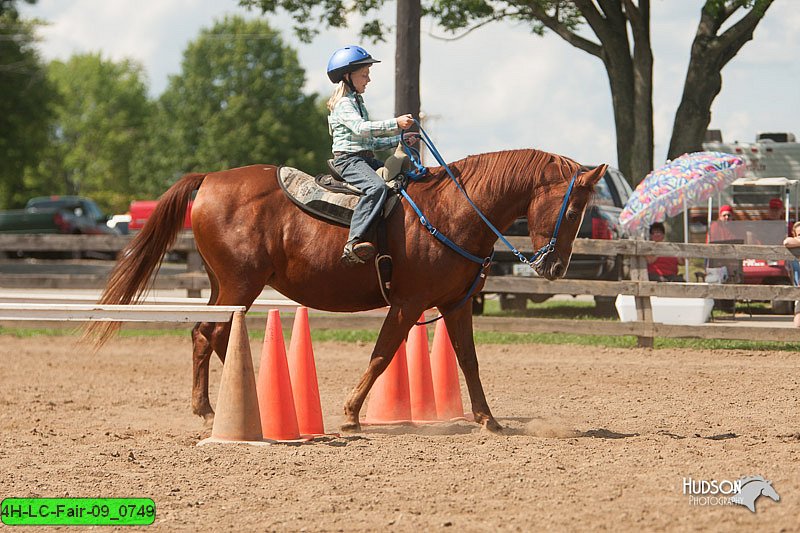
(570, 0), (653, 185)
(395, 0), (421, 123)
(667, 52), (723, 159)
(604, 54), (636, 183)
(629, 0), (654, 183)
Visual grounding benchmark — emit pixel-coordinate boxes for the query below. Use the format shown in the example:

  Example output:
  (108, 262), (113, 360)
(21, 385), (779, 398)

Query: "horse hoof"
(340, 420), (362, 433)
(483, 418), (503, 434)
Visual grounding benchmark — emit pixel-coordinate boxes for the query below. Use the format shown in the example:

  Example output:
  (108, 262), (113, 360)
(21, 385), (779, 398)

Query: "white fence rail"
(0, 303), (245, 322)
(0, 293), (299, 313)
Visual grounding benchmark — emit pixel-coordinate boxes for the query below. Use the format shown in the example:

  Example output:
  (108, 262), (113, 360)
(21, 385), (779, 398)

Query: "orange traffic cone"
(364, 341), (412, 424)
(287, 307), (325, 435)
(406, 315), (438, 423)
(256, 310), (301, 441)
(430, 320), (465, 421)
(198, 311), (264, 445)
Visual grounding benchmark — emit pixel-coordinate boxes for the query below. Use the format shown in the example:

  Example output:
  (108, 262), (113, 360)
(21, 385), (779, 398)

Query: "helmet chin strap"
(343, 74), (365, 118)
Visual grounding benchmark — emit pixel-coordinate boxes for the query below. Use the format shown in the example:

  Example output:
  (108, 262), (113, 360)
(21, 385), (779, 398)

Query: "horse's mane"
(739, 476), (767, 486)
(423, 148), (582, 198)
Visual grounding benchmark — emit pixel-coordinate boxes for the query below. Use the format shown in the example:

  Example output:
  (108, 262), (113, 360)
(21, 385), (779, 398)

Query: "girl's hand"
(396, 114), (414, 129)
(402, 132), (420, 143)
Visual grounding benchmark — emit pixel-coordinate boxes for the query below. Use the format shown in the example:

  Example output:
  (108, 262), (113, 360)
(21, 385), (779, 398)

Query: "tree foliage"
(0, 7), (53, 208)
(244, 0), (775, 185)
(131, 16), (330, 196)
(0, 0), (36, 19)
(426, 0), (774, 183)
(668, 0), (774, 159)
(431, 0), (655, 183)
(239, 0), (392, 43)
(22, 54), (152, 212)
(241, 0), (422, 120)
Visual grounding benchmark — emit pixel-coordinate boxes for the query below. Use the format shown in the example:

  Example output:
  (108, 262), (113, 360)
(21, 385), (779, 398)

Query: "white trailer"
(703, 132), (800, 181)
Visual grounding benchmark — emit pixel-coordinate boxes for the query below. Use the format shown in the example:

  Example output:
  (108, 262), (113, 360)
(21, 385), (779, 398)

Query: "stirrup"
(341, 240), (376, 265)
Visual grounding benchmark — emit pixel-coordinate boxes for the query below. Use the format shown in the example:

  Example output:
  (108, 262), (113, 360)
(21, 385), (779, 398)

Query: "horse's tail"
(82, 173), (207, 349)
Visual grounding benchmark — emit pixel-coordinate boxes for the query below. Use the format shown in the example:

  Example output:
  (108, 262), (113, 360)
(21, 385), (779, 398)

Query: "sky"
(20, 0), (800, 178)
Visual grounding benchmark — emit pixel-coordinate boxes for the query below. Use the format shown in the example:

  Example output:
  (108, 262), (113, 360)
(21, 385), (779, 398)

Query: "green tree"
(23, 53), (151, 212)
(0, 5), (54, 208)
(244, 0), (774, 185)
(131, 16), (330, 196)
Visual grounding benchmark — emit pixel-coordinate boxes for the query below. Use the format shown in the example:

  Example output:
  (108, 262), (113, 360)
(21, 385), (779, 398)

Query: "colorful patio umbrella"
(619, 151), (746, 233)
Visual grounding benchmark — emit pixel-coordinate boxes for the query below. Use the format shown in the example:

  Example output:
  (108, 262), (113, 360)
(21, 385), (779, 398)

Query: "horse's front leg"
(341, 305), (421, 432)
(443, 301), (502, 433)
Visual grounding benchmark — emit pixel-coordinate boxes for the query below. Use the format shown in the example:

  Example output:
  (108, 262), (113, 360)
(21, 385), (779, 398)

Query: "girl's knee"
(363, 179), (389, 196)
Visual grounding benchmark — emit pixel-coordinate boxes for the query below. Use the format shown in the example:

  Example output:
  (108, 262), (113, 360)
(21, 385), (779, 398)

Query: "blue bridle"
(398, 119), (579, 324)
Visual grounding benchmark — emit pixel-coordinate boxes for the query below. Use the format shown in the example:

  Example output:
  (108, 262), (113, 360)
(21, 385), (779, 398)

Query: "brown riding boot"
(341, 239), (376, 265)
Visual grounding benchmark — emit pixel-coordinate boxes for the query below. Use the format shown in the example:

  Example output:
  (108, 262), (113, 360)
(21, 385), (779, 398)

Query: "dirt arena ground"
(1, 332), (799, 531)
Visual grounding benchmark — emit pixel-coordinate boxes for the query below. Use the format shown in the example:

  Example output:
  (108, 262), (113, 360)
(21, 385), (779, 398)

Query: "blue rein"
(397, 119), (578, 324)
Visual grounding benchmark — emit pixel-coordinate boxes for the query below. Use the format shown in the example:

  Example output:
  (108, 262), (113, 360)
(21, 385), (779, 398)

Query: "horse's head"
(760, 480), (780, 502)
(527, 163), (608, 280)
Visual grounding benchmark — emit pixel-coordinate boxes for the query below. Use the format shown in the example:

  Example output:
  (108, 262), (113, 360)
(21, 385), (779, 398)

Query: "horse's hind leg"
(341, 305), (422, 431)
(443, 302), (501, 433)
(191, 321), (217, 421)
(190, 266), (222, 421)
(190, 264), (266, 422)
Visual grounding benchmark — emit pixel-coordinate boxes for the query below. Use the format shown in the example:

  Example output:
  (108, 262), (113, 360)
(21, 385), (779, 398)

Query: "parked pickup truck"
(476, 166), (633, 315)
(0, 196), (114, 235)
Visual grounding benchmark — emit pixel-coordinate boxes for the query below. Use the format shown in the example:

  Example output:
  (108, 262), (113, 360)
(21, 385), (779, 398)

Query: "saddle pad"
(277, 166), (360, 226)
(277, 166), (401, 227)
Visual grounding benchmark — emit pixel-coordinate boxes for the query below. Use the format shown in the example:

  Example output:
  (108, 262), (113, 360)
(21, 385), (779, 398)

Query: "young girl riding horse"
(326, 45), (416, 265)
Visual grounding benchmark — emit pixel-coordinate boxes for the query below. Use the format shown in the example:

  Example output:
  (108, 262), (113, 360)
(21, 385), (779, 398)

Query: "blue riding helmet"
(327, 45), (380, 83)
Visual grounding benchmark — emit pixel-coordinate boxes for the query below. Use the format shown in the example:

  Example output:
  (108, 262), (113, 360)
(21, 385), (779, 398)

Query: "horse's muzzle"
(534, 254), (566, 280)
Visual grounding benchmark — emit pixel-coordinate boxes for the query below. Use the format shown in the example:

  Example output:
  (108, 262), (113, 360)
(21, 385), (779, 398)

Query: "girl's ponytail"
(327, 82), (348, 112)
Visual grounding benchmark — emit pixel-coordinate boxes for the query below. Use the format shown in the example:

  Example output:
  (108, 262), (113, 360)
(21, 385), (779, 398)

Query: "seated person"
(645, 222), (683, 282)
(707, 204), (736, 243)
(783, 221), (800, 327)
(767, 197), (784, 221)
(768, 197), (793, 236)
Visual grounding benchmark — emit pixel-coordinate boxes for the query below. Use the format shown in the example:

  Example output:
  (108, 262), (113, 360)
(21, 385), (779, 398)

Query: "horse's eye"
(567, 210), (579, 223)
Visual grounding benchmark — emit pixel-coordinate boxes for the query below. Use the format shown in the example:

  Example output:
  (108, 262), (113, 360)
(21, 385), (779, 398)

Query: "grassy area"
(480, 296), (610, 320)
(3, 317), (798, 353)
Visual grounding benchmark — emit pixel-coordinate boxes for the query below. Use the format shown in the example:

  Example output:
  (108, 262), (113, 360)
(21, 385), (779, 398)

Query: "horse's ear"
(579, 164), (608, 187)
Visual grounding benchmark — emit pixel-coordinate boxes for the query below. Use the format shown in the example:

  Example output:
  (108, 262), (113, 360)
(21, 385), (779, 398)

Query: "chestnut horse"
(86, 149), (606, 432)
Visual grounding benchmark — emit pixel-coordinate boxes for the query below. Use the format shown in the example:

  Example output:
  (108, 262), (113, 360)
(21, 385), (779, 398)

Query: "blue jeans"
(333, 154), (389, 242)
(788, 259), (800, 313)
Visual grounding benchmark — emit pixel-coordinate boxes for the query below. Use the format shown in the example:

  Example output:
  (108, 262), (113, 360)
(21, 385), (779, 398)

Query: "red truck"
(128, 200), (193, 231)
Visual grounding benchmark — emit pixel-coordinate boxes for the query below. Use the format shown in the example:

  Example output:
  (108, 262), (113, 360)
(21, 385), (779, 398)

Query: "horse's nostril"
(552, 262), (564, 278)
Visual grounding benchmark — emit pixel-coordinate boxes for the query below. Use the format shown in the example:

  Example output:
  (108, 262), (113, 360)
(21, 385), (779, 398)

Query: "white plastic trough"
(615, 295), (714, 326)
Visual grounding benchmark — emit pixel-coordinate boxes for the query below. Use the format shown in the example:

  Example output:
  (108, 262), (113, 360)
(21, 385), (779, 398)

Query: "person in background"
(766, 197), (794, 236)
(646, 222), (683, 282)
(707, 204), (736, 243)
(783, 221), (800, 327)
(767, 197), (784, 221)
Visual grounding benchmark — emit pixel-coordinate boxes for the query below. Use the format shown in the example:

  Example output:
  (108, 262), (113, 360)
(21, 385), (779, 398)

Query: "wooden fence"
(2, 234), (800, 345)
(0, 233), (206, 296)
